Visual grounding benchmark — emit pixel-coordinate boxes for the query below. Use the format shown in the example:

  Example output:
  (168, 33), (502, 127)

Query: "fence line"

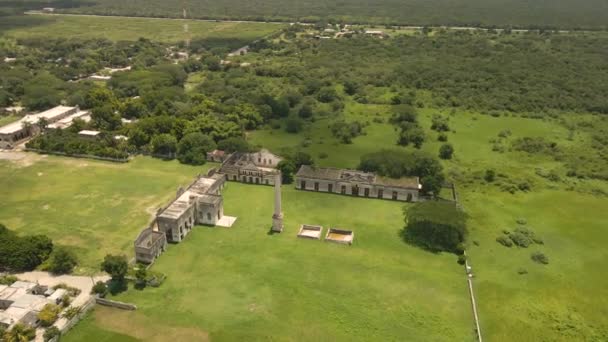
(464, 251), (482, 342)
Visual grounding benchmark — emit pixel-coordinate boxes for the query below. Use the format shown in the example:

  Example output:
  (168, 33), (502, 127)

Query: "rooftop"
(0, 106), (77, 135)
(158, 175), (224, 220)
(78, 130), (101, 136)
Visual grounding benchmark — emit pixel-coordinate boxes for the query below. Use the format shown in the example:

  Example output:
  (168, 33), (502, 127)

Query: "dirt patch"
(94, 306), (210, 342)
(42, 204), (50, 210)
(0, 151), (43, 168)
(37, 172), (43, 176)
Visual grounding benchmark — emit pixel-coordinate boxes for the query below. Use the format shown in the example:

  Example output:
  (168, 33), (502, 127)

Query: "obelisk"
(271, 172), (284, 233)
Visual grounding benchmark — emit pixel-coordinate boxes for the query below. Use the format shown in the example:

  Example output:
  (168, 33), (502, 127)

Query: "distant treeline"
(8, 0), (606, 30)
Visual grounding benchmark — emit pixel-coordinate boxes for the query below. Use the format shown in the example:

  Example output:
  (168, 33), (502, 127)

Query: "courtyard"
(65, 183), (474, 341)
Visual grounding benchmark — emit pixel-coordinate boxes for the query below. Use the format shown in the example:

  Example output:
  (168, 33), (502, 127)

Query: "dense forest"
(2, 0), (607, 29)
(2, 27), (608, 185)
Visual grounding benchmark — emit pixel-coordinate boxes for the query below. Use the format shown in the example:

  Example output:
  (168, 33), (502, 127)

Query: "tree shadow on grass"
(398, 228), (442, 254)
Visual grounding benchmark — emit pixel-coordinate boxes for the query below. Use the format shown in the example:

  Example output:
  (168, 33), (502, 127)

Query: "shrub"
(509, 232), (532, 248)
(484, 170), (496, 182)
(62, 306), (81, 320)
(318, 152), (328, 159)
(439, 143), (454, 160)
(4, 324), (35, 342)
(46, 247), (78, 275)
(517, 268), (528, 275)
(38, 303), (62, 327)
(437, 133), (448, 142)
(0, 275), (18, 285)
(61, 294), (71, 308)
(531, 252), (549, 264)
(43, 326), (60, 342)
(457, 254), (467, 265)
(52, 283), (81, 296)
(496, 235), (513, 247)
(91, 281), (108, 297)
(516, 218), (527, 225)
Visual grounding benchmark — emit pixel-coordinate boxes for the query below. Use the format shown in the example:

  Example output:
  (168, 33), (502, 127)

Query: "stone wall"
(95, 297), (137, 310)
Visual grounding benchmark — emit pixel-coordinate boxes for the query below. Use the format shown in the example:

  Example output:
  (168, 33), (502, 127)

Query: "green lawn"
(0, 114), (20, 126)
(0, 14), (283, 44)
(250, 104), (608, 340)
(65, 183), (474, 341)
(0, 155), (205, 273)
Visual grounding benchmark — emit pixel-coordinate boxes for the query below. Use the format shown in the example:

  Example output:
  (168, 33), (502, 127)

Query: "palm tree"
(3, 324), (36, 342)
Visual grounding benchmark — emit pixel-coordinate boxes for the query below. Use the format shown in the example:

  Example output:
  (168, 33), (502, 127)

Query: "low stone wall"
(47, 296), (97, 342)
(95, 297), (137, 310)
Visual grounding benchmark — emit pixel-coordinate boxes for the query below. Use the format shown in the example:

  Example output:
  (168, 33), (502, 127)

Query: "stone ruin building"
(0, 105), (88, 149)
(218, 149), (282, 185)
(134, 172), (229, 264)
(295, 165), (422, 202)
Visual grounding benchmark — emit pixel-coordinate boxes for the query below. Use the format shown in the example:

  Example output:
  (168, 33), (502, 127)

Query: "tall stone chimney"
(271, 172), (284, 233)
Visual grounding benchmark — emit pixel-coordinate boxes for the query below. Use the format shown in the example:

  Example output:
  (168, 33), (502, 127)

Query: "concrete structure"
(271, 173), (284, 233)
(156, 173), (225, 243)
(47, 109), (90, 130)
(297, 224), (323, 240)
(219, 149), (282, 185)
(325, 228), (354, 245)
(0, 281), (51, 330)
(134, 227), (167, 264)
(78, 130), (101, 139)
(0, 106), (79, 149)
(295, 165), (421, 202)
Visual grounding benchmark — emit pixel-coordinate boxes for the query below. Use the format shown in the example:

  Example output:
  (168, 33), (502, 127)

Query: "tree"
(37, 117), (49, 130)
(91, 281), (108, 297)
(151, 134), (177, 157)
(285, 116), (304, 133)
(291, 151), (314, 169)
(403, 201), (468, 253)
(343, 80), (360, 95)
(177, 132), (216, 165)
(3, 324), (36, 342)
(298, 102), (314, 119)
(46, 247), (78, 274)
(439, 143), (454, 159)
(317, 87), (338, 103)
(217, 137), (249, 153)
(277, 160), (296, 184)
(397, 125), (425, 148)
(91, 105), (122, 131)
(101, 254), (128, 281)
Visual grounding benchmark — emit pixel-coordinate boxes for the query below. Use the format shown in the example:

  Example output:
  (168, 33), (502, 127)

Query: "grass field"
(249, 102), (608, 340)
(64, 182), (474, 341)
(0, 14), (283, 44)
(0, 155), (204, 273)
(38, 0), (608, 29)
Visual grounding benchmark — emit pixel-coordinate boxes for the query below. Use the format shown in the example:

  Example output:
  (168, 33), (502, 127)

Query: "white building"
(0, 106), (80, 149)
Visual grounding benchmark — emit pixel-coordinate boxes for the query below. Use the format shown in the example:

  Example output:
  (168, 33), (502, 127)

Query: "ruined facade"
(156, 173), (225, 243)
(218, 149), (282, 185)
(134, 227), (167, 264)
(295, 165), (421, 202)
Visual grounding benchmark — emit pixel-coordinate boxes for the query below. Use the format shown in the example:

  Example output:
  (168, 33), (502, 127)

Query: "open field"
(250, 103), (608, 340)
(0, 155), (204, 273)
(21, 0), (608, 29)
(0, 14), (283, 44)
(65, 182), (474, 341)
